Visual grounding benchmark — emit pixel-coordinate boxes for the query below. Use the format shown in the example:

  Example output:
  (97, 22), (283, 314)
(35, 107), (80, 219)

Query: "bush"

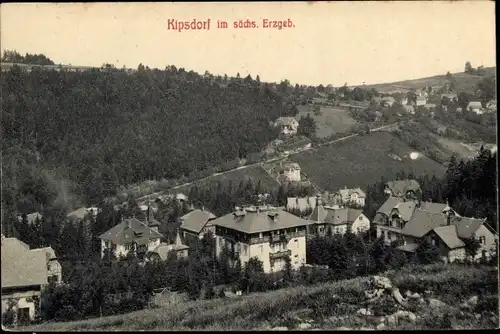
(1, 299), (16, 327)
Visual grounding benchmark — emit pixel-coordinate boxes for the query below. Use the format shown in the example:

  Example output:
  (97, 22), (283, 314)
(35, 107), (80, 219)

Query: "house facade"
(333, 186), (366, 207)
(179, 208), (217, 240)
(211, 206), (311, 273)
(274, 117), (299, 135)
(1, 236), (62, 325)
(309, 197), (370, 236)
(98, 214), (163, 259)
(467, 101), (484, 114)
(384, 179), (421, 198)
(373, 197), (496, 262)
(286, 196), (318, 213)
(147, 231), (189, 262)
(280, 162), (301, 182)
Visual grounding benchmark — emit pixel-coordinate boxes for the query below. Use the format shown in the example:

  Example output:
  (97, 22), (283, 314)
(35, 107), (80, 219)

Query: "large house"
(416, 96), (427, 106)
(373, 197), (496, 262)
(279, 162), (301, 182)
(333, 186), (366, 207)
(309, 197), (370, 235)
(1, 236), (62, 325)
(98, 211), (163, 259)
(384, 179), (421, 198)
(179, 208), (217, 240)
(274, 117), (299, 135)
(211, 205), (311, 273)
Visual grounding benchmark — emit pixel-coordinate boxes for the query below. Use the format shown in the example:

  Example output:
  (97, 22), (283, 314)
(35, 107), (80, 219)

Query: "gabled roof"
(1, 238), (48, 288)
(212, 207), (310, 234)
(377, 197), (405, 217)
(336, 187), (366, 200)
(98, 218), (164, 244)
(309, 206), (364, 225)
(31, 246), (58, 262)
(180, 209), (216, 234)
(419, 202), (449, 215)
(275, 117), (298, 126)
(432, 226), (466, 249)
(281, 162), (301, 171)
(392, 201), (418, 222)
(385, 180), (421, 197)
(402, 209), (448, 238)
(449, 216), (486, 239)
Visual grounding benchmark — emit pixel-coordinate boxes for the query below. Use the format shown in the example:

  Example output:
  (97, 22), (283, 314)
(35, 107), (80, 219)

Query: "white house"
(212, 206), (311, 273)
(279, 162), (301, 182)
(467, 101), (484, 114)
(333, 186), (366, 207)
(98, 215), (163, 259)
(274, 117), (299, 135)
(416, 96), (427, 106)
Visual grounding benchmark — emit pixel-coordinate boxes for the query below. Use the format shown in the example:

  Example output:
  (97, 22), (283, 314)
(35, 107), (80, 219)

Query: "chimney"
(316, 194), (322, 207)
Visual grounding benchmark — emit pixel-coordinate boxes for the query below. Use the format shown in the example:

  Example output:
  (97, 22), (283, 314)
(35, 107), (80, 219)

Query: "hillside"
(22, 264), (498, 331)
(361, 67), (495, 93)
(1, 65), (288, 215)
(291, 131), (446, 192)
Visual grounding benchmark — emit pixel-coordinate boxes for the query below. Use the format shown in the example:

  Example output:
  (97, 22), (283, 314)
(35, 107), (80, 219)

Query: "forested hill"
(1, 64), (295, 213)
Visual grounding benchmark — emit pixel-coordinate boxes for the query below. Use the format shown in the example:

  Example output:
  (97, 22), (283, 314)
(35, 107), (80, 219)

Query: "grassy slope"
(291, 131), (446, 192)
(296, 105), (358, 138)
(362, 67), (495, 93)
(170, 165), (280, 194)
(24, 264), (498, 331)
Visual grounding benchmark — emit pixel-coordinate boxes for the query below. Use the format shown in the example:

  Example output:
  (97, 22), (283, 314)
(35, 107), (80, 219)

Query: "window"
(479, 236), (486, 245)
(125, 243), (132, 251)
(294, 239), (298, 248)
(17, 307), (30, 325)
(319, 226), (324, 233)
(259, 245), (263, 254)
(243, 244), (248, 256)
(112, 243), (117, 251)
(104, 241), (110, 248)
(219, 238), (224, 247)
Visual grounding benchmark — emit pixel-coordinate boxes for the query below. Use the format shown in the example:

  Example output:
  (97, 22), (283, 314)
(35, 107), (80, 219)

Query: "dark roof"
(385, 180), (421, 197)
(432, 226), (466, 249)
(392, 201), (418, 222)
(1, 238), (48, 288)
(449, 216), (486, 239)
(180, 209), (216, 234)
(309, 206), (363, 225)
(211, 207), (310, 234)
(377, 197), (405, 217)
(98, 218), (164, 244)
(402, 210), (448, 238)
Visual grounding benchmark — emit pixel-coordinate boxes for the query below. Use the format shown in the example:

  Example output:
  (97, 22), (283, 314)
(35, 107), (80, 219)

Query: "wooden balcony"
(269, 249), (291, 260)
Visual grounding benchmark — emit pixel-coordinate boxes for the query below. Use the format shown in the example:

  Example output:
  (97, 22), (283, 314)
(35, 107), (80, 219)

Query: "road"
(136, 122), (400, 203)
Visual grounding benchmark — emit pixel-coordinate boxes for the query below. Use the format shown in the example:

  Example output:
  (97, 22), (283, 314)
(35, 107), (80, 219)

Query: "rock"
(271, 327), (288, 331)
(298, 323), (312, 330)
(428, 298), (447, 309)
(392, 288), (408, 307)
(376, 323), (386, 330)
(372, 276), (393, 289)
(475, 314), (481, 319)
(386, 315), (397, 326)
(467, 296), (479, 307)
(357, 308), (369, 316)
(395, 310), (417, 323)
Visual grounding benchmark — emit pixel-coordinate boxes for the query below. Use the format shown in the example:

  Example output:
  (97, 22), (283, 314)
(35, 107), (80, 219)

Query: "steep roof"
(1, 238), (48, 288)
(281, 162), (301, 171)
(151, 234), (189, 261)
(392, 201), (418, 222)
(337, 187), (366, 200)
(180, 209), (216, 234)
(449, 216), (486, 239)
(212, 207), (311, 234)
(419, 202), (449, 215)
(432, 226), (466, 249)
(402, 210), (448, 238)
(31, 246), (58, 262)
(310, 206), (363, 225)
(385, 180), (421, 197)
(67, 207), (90, 220)
(377, 197), (405, 217)
(98, 218), (164, 244)
(275, 117), (298, 126)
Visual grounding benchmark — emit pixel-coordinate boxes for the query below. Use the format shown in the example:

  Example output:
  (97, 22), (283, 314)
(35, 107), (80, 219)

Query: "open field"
(429, 133), (498, 160)
(168, 165), (280, 194)
(297, 105), (359, 138)
(362, 67), (495, 94)
(290, 131), (446, 192)
(23, 264), (498, 331)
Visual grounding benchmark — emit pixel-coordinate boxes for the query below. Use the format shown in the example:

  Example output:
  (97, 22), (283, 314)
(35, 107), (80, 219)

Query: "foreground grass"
(24, 264), (498, 331)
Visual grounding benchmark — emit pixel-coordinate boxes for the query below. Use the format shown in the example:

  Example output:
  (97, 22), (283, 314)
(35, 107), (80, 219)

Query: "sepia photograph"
(0, 1), (497, 331)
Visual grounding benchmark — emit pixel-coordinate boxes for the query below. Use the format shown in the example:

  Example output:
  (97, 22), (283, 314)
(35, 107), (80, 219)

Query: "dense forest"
(2, 50), (55, 66)
(1, 61), (303, 215)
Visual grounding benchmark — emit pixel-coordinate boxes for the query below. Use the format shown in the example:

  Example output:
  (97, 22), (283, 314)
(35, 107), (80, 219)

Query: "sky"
(0, 2), (496, 86)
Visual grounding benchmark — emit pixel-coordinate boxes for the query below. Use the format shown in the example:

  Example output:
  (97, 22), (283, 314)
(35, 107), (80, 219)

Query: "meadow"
(23, 264), (497, 331)
(362, 67), (495, 94)
(290, 131), (447, 192)
(296, 105), (358, 138)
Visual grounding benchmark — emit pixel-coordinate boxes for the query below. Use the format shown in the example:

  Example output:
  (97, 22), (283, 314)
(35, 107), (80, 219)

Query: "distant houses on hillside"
(273, 117), (299, 136)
